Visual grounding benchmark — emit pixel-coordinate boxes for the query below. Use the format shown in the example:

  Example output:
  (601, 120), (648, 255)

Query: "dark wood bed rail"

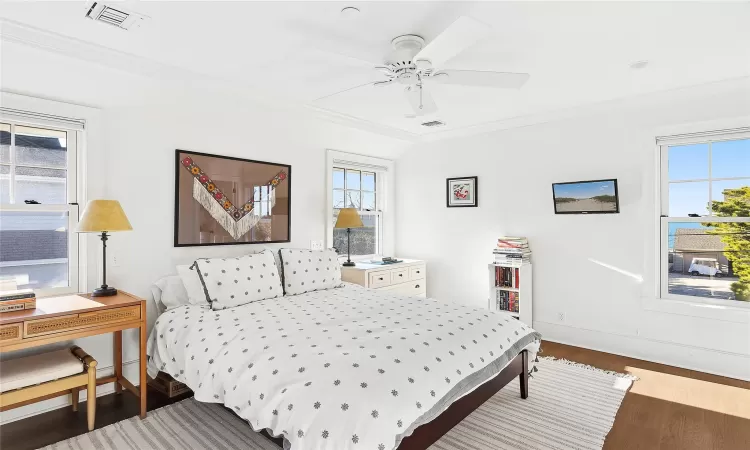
(396, 350), (528, 450)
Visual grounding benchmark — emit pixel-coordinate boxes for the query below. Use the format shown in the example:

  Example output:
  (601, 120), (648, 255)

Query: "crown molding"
(0, 18), (208, 82)
(419, 75), (750, 143)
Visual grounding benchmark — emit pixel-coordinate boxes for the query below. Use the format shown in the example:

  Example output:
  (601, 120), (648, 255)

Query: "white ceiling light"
(340, 7), (360, 18)
(629, 60), (649, 70)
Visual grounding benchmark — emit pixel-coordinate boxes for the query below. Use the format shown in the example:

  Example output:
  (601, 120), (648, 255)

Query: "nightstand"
(341, 259), (427, 298)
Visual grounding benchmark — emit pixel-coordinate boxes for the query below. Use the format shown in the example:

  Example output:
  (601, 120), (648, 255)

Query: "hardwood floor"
(1, 342), (748, 450)
(540, 342), (750, 450)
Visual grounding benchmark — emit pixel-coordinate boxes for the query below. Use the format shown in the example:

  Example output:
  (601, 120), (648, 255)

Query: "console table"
(0, 291), (148, 418)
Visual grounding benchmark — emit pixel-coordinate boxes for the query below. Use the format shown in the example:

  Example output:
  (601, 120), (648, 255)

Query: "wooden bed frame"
(397, 350), (529, 449)
(260, 350), (529, 450)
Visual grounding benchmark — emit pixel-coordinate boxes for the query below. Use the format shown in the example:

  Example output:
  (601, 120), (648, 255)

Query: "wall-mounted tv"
(552, 179), (619, 214)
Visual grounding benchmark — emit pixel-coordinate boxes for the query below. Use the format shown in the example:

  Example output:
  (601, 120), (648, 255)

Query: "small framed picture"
(446, 176), (478, 207)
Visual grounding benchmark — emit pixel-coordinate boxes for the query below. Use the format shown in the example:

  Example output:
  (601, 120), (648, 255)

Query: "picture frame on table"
(446, 176), (478, 208)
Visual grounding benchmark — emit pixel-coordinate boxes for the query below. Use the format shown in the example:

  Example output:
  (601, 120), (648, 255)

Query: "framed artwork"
(174, 149), (291, 247)
(446, 176), (478, 208)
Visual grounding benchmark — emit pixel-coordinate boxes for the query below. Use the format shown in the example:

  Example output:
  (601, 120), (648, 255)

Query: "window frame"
(0, 117), (83, 297)
(326, 150), (394, 261)
(657, 129), (750, 307)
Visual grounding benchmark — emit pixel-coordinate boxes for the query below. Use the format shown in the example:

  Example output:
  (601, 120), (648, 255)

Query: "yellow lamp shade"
(334, 208), (363, 229)
(76, 200), (133, 233)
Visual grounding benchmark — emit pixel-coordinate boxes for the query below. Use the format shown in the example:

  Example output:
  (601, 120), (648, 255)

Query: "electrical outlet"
(557, 312), (565, 322)
(310, 240), (324, 251)
(111, 252), (120, 267)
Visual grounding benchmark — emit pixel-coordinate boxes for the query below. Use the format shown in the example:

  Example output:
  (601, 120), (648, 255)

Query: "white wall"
(395, 77), (750, 381)
(0, 42), (410, 422)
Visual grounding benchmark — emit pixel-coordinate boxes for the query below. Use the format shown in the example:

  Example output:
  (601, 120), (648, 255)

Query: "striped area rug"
(41, 357), (634, 450)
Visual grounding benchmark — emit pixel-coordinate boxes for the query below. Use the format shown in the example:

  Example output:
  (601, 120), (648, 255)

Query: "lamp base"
(92, 285), (118, 297)
(342, 261), (356, 267)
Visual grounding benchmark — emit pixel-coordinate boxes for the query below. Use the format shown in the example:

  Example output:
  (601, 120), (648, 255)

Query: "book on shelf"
(497, 236), (528, 247)
(494, 289), (520, 314)
(493, 248), (528, 254)
(494, 266), (521, 289)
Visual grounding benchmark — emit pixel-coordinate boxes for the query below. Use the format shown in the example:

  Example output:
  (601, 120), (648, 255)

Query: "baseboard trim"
(535, 320), (750, 381)
(0, 359), (140, 425)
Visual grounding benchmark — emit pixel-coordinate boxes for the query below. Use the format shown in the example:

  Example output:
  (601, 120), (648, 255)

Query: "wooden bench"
(0, 346), (97, 430)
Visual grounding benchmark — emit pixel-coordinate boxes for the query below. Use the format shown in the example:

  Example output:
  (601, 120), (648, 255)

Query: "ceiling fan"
(317, 16), (530, 117)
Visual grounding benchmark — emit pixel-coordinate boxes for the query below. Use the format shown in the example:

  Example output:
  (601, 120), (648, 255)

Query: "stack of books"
(493, 236), (531, 266)
(0, 289), (36, 313)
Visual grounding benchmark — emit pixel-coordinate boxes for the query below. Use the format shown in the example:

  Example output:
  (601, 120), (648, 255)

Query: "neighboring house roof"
(674, 228), (726, 251)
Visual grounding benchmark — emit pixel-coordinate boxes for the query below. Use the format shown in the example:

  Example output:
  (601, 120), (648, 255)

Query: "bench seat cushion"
(0, 348), (83, 393)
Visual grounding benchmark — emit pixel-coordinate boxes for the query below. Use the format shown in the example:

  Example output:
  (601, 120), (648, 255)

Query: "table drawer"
(390, 268), (409, 284)
(379, 281), (426, 298)
(0, 324), (22, 343)
(23, 306), (141, 338)
(368, 271), (391, 288)
(409, 265), (426, 281)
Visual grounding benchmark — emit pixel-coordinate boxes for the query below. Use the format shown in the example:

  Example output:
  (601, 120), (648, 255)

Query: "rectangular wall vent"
(421, 120), (446, 127)
(85, 2), (146, 30)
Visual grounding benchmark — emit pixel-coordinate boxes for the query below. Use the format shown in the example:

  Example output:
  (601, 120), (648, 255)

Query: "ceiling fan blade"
(313, 81), (377, 103)
(428, 70), (530, 89)
(413, 16), (491, 68)
(404, 86), (438, 115)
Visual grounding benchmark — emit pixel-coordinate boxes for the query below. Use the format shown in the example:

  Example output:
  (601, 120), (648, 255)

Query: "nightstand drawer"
(390, 268), (409, 284)
(380, 281), (426, 298)
(23, 306), (141, 338)
(368, 271), (391, 288)
(409, 265), (426, 281)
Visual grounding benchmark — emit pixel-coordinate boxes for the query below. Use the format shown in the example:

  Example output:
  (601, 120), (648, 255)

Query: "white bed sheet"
(147, 284), (541, 450)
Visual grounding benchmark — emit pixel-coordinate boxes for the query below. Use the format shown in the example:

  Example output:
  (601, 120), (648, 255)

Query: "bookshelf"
(488, 263), (533, 325)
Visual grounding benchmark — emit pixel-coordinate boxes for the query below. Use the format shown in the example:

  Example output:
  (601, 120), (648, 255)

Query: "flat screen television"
(552, 179), (620, 214)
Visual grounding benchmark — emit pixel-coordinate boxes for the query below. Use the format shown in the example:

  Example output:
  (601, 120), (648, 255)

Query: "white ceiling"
(1, 1), (749, 139)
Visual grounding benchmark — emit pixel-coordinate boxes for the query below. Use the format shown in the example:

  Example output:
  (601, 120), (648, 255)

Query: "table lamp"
(76, 200), (132, 297)
(334, 208), (363, 267)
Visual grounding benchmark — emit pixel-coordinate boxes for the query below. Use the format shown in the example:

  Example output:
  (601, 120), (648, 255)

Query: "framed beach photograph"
(552, 179), (619, 214)
(446, 176), (478, 208)
(174, 149), (291, 246)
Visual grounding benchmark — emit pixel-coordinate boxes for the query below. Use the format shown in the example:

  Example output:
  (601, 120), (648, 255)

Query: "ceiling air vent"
(85, 2), (146, 30)
(421, 120), (446, 127)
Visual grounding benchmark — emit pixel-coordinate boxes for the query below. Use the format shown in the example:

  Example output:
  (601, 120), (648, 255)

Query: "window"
(659, 130), (749, 303)
(0, 118), (80, 295)
(327, 150), (393, 259)
(332, 167), (380, 256)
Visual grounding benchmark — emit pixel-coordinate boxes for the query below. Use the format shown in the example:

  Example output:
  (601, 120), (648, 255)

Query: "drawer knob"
(415, 284), (420, 288)
(379, 277), (383, 280)
(417, 271), (420, 274)
(399, 274), (403, 277)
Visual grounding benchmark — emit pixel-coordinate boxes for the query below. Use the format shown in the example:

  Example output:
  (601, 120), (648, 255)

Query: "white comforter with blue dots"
(147, 284), (541, 450)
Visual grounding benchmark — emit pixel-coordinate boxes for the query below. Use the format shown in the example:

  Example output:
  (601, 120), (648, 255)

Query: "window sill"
(642, 296), (750, 324)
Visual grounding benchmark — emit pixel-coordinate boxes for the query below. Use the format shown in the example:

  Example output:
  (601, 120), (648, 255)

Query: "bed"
(148, 281), (540, 450)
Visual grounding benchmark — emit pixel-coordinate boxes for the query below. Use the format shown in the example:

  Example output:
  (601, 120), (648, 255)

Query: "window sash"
(332, 210), (382, 259)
